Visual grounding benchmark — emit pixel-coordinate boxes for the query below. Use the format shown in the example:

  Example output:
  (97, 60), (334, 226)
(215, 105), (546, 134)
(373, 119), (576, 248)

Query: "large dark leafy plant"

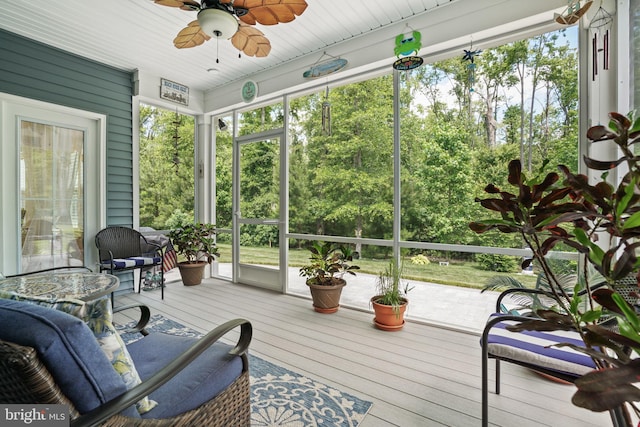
(470, 112), (640, 423)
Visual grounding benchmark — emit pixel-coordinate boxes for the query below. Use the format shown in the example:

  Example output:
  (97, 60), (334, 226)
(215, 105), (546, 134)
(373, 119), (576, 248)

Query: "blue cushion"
(0, 292), (155, 414)
(0, 299), (138, 417)
(101, 256), (161, 270)
(126, 333), (243, 419)
(486, 314), (596, 376)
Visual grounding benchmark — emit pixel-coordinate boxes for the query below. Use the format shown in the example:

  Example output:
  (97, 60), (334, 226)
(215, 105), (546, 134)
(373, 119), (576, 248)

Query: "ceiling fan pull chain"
(216, 37), (220, 64)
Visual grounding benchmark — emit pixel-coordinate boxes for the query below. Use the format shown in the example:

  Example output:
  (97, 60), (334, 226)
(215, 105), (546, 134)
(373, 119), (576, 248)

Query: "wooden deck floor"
(114, 278), (612, 427)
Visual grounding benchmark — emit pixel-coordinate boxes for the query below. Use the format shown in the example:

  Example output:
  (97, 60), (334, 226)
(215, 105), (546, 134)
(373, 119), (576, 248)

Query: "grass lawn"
(215, 243), (538, 289)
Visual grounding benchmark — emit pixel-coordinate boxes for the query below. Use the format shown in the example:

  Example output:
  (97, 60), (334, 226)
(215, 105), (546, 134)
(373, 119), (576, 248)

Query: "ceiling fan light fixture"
(197, 8), (238, 39)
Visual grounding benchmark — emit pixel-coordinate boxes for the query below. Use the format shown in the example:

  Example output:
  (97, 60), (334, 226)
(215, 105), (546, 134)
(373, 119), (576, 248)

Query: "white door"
(0, 94), (104, 274)
(233, 128), (286, 291)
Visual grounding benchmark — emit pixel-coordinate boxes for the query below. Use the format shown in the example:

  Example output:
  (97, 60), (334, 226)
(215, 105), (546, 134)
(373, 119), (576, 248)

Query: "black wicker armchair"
(95, 227), (165, 300)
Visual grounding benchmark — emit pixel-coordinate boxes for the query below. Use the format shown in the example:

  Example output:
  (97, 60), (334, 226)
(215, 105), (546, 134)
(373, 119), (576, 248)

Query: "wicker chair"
(95, 227), (165, 300)
(0, 299), (252, 427)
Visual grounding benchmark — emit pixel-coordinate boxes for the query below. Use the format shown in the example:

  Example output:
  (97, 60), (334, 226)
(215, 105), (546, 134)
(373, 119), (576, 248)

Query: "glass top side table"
(0, 272), (119, 302)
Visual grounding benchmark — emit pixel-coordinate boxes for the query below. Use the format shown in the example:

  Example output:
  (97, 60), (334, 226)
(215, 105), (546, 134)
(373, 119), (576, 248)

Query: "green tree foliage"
(139, 105), (195, 229)
(288, 98), (316, 236)
(215, 121), (233, 229)
(475, 253), (519, 273)
(293, 76), (395, 245)
(235, 105), (284, 246)
(139, 29), (579, 260)
(400, 114), (476, 244)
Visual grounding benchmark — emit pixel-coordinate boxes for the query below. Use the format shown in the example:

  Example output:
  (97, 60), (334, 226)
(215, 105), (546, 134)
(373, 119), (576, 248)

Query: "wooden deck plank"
(114, 279), (612, 427)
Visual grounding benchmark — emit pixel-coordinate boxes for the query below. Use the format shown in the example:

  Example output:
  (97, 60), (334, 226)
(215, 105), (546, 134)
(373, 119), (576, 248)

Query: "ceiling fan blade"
(154, 0), (201, 11)
(231, 23), (271, 57)
(229, 0), (308, 26)
(173, 21), (211, 48)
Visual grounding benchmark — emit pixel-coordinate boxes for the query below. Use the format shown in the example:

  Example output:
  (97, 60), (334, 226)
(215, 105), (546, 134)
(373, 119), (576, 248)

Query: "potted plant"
(469, 111), (640, 425)
(371, 258), (412, 331)
(299, 241), (360, 313)
(168, 222), (219, 286)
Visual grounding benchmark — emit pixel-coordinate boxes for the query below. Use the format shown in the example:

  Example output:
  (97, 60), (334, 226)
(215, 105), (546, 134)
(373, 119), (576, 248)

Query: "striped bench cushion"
(486, 314), (596, 377)
(101, 257), (161, 270)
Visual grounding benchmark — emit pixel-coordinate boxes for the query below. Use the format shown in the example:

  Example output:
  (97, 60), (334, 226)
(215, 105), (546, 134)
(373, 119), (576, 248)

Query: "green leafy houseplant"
(469, 112), (640, 424)
(299, 241), (360, 286)
(168, 223), (219, 264)
(299, 241), (360, 313)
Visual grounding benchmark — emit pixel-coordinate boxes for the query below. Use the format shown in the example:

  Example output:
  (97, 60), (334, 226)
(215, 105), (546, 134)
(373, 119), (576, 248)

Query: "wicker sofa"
(0, 298), (252, 426)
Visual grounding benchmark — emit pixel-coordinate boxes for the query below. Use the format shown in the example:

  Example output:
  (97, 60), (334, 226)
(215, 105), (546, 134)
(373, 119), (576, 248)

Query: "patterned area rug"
(117, 314), (373, 426)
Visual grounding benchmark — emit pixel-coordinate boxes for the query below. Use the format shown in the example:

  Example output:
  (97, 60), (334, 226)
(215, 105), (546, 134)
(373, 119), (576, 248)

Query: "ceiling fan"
(153, 0), (308, 58)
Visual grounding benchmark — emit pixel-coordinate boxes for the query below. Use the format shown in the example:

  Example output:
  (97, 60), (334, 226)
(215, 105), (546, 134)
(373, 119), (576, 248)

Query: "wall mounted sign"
(160, 78), (189, 106)
(303, 57), (348, 79)
(241, 80), (258, 103)
(392, 30), (423, 70)
(392, 56), (423, 71)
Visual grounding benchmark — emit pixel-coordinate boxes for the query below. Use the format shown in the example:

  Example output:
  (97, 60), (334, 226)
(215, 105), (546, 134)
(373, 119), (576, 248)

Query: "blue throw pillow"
(0, 291), (156, 414)
(0, 298), (135, 415)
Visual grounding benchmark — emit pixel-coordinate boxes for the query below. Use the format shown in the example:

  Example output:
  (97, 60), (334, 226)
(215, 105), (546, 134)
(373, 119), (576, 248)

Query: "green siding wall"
(0, 28), (136, 292)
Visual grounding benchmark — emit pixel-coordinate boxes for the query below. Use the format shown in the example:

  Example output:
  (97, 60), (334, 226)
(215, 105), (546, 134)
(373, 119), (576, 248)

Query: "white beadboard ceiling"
(0, 0), (568, 111)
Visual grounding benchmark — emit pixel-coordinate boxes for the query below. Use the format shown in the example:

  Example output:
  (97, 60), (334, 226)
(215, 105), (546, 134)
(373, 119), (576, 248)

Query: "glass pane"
(215, 230), (232, 278)
(399, 28), (579, 251)
(20, 121), (84, 272)
(238, 103), (284, 136)
(287, 240), (540, 329)
(287, 239), (377, 301)
(139, 104), (195, 230)
(288, 77), (394, 238)
(238, 138), (279, 271)
(238, 224), (278, 269)
(240, 139), (279, 219)
(215, 115), (233, 230)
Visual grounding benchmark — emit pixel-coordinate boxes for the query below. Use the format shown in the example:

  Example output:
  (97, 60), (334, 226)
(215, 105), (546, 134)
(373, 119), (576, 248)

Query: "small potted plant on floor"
(371, 258), (412, 331)
(299, 241), (360, 313)
(168, 222), (219, 286)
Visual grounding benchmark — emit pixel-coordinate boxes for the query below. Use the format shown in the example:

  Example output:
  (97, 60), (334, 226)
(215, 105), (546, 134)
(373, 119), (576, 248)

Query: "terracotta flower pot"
(371, 296), (408, 331)
(307, 278), (346, 313)
(177, 261), (207, 286)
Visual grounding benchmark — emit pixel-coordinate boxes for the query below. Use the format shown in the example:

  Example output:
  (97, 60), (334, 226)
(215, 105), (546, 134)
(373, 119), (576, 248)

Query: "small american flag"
(163, 243), (177, 272)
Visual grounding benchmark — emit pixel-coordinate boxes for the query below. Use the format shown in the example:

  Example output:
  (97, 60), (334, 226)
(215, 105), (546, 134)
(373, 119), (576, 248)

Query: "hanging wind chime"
(322, 86), (331, 136)
(172, 110), (181, 174)
(462, 40), (482, 93)
(589, 4), (613, 81)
